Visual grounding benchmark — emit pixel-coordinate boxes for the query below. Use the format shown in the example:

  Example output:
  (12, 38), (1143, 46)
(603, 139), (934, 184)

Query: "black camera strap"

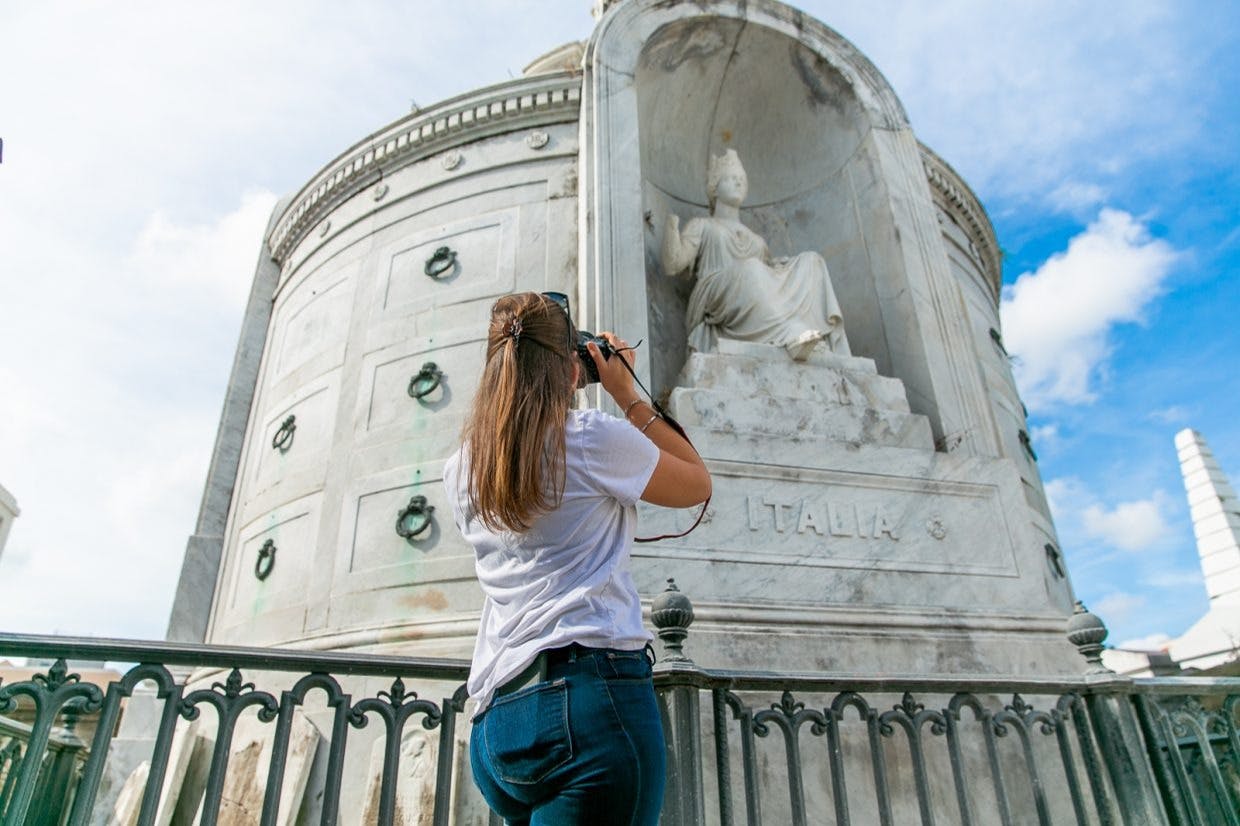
(610, 343), (711, 543)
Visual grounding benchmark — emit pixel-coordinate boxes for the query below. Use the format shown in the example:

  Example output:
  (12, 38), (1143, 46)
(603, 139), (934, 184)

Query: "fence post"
(30, 701), (88, 826)
(1068, 602), (1171, 824)
(652, 579), (705, 826)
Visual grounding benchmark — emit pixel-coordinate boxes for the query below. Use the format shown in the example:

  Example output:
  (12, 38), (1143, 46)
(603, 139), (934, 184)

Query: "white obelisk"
(1169, 429), (1240, 670)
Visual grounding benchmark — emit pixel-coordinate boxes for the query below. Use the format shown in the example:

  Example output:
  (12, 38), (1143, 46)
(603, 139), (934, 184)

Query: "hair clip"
(505, 317), (523, 342)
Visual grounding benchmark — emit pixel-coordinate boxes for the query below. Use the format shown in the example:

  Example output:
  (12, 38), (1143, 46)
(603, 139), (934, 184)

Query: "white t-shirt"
(443, 408), (661, 716)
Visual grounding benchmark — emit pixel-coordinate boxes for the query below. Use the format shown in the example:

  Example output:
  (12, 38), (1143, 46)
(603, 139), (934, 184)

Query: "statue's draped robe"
(682, 217), (850, 356)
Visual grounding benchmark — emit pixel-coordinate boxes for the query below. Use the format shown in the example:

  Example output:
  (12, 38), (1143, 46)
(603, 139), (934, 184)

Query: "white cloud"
(1030, 424), (1059, 452)
(812, 0), (1210, 201)
(1047, 182), (1107, 215)
(129, 189), (279, 311)
(1095, 592), (1147, 626)
(1143, 569), (1205, 590)
(1083, 494), (1173, 552)
(1043, 477), (1084, 532)
(1000, 209), (1178, 407)
(1149, 406), (1191, 425)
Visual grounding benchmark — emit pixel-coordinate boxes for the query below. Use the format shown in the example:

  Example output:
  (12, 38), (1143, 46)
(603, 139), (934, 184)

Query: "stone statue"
(661, 149), (851, 361)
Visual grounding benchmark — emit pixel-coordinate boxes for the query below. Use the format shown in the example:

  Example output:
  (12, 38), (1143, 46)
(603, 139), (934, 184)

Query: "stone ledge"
(669, 387), (934, 449)
(669, 340), (934, 450)
(675, 346), (909, 411)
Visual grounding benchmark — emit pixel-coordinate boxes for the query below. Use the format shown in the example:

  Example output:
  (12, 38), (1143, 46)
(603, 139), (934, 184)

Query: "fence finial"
(1067, 601), (1112, 674)
(652, 578), (695, 663)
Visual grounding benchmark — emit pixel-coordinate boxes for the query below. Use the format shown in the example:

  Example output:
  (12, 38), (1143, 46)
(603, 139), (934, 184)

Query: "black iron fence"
(0, 636), (474, 826)
(0, 590), (1237, 824)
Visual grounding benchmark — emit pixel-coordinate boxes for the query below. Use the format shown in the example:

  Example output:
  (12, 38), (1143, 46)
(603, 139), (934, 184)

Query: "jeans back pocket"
(484, 679), (573, 785)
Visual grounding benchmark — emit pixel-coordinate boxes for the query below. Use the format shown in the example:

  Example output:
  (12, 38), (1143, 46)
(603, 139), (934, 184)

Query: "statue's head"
(707, 149), (748, 210)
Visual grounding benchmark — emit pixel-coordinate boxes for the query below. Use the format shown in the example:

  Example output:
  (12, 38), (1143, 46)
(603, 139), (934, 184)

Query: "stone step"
(668, 386), (935, 450)
(675, 344), (912, 413)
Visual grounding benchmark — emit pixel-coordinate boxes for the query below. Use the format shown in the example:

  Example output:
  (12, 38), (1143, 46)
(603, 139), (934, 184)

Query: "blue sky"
(1, 0), (1237, 654)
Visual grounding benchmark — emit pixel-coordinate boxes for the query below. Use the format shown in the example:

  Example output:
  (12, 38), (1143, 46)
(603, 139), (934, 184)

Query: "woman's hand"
(587, 332), (637, 408)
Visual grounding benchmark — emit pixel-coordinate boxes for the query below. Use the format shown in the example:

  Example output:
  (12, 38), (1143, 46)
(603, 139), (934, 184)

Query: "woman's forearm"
(621, 399), (704, 467)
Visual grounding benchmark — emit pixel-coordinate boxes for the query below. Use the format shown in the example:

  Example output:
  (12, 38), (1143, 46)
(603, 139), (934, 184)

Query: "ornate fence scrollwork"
(178, 669), (280, 826)
(396, 495), (435, 540)
(408, 362), (444, 400)
(424, 246), (457, 279)
(751, 691), (827, 826)
(272, 415), (296, 451)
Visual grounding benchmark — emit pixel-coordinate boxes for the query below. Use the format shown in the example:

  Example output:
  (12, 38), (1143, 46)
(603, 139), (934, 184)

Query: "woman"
(443, 292), (711, 825)
(661, 148), (850, 360)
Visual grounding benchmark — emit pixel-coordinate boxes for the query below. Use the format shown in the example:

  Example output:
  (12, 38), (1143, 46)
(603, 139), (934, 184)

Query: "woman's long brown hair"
(461, 292), (576, 533)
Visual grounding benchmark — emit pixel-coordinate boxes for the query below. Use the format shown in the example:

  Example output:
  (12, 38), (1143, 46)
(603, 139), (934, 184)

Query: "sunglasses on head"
(541, 291), (575, 352)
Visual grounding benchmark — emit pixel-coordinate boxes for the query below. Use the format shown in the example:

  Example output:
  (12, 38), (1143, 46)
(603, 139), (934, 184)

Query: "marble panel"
(215, 492), (319, 640)
(271, 265), (356, 384)
(357, 179), (551, 353)
(379, 209), (516, 321)
(353, 331), (486, 451)
(248, 372), (339, 507)
(335, 460), (474, 591)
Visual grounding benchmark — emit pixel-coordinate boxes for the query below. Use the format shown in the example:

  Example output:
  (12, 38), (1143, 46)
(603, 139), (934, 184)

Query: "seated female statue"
(661, 149), (850, 361)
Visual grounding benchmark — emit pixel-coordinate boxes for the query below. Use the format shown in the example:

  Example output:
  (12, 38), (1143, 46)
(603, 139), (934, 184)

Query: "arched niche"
(581, 0), (1000, 456)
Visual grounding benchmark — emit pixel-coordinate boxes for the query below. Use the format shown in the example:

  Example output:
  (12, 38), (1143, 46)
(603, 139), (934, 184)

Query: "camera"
(575, 330), (614, 385)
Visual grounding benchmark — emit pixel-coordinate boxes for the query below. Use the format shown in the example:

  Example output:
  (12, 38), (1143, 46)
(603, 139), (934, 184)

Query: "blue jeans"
(470, 645), (666, 825)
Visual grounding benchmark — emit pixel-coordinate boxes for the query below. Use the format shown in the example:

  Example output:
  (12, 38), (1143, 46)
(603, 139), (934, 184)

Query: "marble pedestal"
(631, 341), (1078, 677)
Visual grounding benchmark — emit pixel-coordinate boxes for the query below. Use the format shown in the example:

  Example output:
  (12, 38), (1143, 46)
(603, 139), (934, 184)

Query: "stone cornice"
(267, 73), (582, 264)
(920, 143), (1002, 302)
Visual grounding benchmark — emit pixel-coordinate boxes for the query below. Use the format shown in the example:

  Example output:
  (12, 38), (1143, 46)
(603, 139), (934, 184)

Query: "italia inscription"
(747, 495), (901, 540)
(638, 482), (1013, 576)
